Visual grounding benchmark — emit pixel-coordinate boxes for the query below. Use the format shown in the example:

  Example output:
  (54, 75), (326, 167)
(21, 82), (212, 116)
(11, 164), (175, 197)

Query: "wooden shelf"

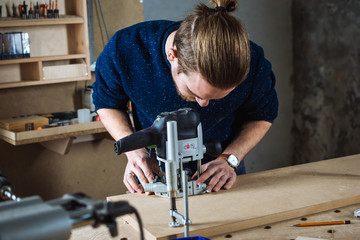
(0, 121), (107, 145)
(0, 0), (92, 146)
(0, 15), (84, 27)
(0, 0), (90, 89)
(0, 54), (89, 89)
(0, 76), (90, 89)
(0, 54), (88, 65)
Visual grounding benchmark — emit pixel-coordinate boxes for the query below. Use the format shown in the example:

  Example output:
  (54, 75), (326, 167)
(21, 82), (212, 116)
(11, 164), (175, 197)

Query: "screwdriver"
(0, 172), (20, 201)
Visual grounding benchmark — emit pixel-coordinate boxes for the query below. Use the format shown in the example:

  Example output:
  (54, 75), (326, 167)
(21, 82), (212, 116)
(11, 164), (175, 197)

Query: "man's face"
(171, 68), (234, 107)
(167, 48), (234, 107)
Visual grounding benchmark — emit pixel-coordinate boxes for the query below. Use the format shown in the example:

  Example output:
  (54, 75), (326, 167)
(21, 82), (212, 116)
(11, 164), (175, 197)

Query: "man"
(93, 0), (278, 194)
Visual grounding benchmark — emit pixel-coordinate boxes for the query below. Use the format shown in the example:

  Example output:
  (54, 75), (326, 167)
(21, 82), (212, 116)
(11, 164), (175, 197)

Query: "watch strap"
(219, 153), (230, 159)
(218, 153), (239, 169)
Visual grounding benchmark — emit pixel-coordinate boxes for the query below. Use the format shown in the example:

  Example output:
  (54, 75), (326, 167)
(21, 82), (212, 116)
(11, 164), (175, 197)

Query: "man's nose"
(195, 97), (209, 107)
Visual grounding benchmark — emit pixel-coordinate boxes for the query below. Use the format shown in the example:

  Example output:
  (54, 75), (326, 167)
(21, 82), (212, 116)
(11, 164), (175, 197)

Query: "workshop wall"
(0, 0), (143, 200)
(292, 0), (360, 164)
(144, 0), (294, 173)
(92, 0), (144, 60)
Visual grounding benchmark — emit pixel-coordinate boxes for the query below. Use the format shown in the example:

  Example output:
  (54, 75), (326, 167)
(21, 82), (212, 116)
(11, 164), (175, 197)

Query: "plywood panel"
(108, 154), (360, 240)
(1, 25), (69, 57)
(70, 204), (360, 240)
(0, 82), (78, 119)
(93, 0), (144, 59)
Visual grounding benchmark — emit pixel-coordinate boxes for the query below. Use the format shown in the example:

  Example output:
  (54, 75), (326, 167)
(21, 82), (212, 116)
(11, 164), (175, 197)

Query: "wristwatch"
(219, 153), (240, 169)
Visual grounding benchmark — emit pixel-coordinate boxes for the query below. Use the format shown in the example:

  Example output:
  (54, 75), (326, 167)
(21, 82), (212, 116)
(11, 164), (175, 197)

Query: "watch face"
(228, 154), (239, 167)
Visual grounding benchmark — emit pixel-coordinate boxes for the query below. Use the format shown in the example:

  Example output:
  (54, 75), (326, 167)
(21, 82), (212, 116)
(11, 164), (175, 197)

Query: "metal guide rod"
(197, 159), (202, 178)
(165, 120), (179, 198)
(166, 121), (179, 226)
(182, 170), (190, 237)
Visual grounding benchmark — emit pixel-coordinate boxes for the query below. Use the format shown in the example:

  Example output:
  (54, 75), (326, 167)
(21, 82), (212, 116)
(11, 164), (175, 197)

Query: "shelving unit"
(0, 1), (90, 88)
(0, 0), (106, 148)
(0, 54), (89, 88)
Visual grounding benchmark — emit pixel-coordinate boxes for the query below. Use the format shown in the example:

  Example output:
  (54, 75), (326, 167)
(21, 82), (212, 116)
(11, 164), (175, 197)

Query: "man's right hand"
(123, 148), (160, 195)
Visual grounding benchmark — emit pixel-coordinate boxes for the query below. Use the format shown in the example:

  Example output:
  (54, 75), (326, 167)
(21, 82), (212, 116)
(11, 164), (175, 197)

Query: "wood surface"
(0, 0), (91, 88)
(42, 62), (88, 80)
(0, 121), (106, 145)
(212, 203), (360, 239)
(70, 204), (360, 240)
(108, 154), (360, 240)
(0, 115), (49, 131)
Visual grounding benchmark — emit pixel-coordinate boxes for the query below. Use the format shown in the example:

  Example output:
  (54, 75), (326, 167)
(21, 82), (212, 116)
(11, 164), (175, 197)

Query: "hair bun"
(210, 0), (237, 13)
(225, 1), (237, 12)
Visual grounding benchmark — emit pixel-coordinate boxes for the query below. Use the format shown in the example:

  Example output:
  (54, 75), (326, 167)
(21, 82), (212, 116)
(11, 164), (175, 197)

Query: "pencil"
(293, 220), (351, 227)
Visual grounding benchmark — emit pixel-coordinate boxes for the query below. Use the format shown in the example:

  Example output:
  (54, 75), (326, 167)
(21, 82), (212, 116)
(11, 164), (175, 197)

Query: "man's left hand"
(192, 158), (237, 192)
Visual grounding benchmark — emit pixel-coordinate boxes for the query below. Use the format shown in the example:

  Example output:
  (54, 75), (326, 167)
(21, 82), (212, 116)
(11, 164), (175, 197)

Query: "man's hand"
(192, 158), (237, 192)
(123, 148), (160, 195)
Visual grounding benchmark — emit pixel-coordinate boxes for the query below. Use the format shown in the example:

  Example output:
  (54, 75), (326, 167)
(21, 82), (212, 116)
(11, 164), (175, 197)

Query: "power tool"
(0, 172), (20, 201)
(0, 174), (144, 240)
(114, 108), (221, 236)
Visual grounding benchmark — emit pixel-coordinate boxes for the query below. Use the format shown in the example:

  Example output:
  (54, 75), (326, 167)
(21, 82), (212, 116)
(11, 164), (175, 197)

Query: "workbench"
(70, 154), (360, 240)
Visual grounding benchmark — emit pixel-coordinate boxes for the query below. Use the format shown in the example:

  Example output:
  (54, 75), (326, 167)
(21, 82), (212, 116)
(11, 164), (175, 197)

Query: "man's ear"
(167, 48), (178, 62)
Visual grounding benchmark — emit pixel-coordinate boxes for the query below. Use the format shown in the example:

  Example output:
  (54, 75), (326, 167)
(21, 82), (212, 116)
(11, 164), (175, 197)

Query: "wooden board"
(0, 115), (49, 131)
(108, 154), (360, 240)
(0, 121), (106, 145)
(42, 62), (88, 80)
(70, 203), (360, 240)
(211, 203), (360, 240)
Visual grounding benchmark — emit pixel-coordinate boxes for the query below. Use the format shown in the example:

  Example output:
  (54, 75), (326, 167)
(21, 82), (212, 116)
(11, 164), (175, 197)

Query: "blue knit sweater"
(93, 20), (278, 152)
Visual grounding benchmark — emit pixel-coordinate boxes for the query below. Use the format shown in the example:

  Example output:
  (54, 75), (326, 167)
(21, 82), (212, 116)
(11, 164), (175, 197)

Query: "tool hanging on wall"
(54, 0), (59, 18)
(7, 0), (60, 19)
(28, 1), (33, 19)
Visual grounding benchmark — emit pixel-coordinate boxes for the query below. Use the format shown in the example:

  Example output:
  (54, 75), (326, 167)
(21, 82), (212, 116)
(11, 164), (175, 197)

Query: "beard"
(171, 71), (196, 102)
(173, 81), (196, 102)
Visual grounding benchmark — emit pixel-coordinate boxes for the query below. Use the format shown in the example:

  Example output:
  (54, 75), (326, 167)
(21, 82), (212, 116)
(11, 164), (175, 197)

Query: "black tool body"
(114, 108), (200, 159)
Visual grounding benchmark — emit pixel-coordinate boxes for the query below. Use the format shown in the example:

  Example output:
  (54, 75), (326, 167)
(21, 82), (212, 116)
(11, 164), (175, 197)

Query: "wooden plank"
(70, 204), (360, 240)
(211, 203), (360, 239)
(0, 54), (87, 65)
(0, 15), (82, 27)
(0, 64), (22, 83)
(0, 76), (89, 89)
(0, 115), (49, 131)
(0, 121), (107, 145)
(42, 63), (88, 80)
(108, 154), (360, 240)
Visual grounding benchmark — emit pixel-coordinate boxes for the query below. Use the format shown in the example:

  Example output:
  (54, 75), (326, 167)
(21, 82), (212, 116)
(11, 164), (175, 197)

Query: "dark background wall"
(292, 0), (360, 164)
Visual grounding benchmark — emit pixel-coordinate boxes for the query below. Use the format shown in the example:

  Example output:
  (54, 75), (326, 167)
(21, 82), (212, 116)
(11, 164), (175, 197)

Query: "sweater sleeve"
(235, 43), (279, 123)
(92, 33), (130, 112)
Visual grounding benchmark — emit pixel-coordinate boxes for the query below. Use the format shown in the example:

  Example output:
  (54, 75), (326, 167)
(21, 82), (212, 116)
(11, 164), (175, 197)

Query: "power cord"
(96, 0), (109, 42)
(132, 208), (145, 240)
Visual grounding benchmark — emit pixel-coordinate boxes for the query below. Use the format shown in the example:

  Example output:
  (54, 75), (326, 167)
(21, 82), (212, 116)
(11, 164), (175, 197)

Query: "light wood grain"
(0, 121), (107, 145)
(0, 0), (91, 89)
(108, 154), (360, 240)
(70, 204), (360, 240)
(0, 115), (49, 131)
